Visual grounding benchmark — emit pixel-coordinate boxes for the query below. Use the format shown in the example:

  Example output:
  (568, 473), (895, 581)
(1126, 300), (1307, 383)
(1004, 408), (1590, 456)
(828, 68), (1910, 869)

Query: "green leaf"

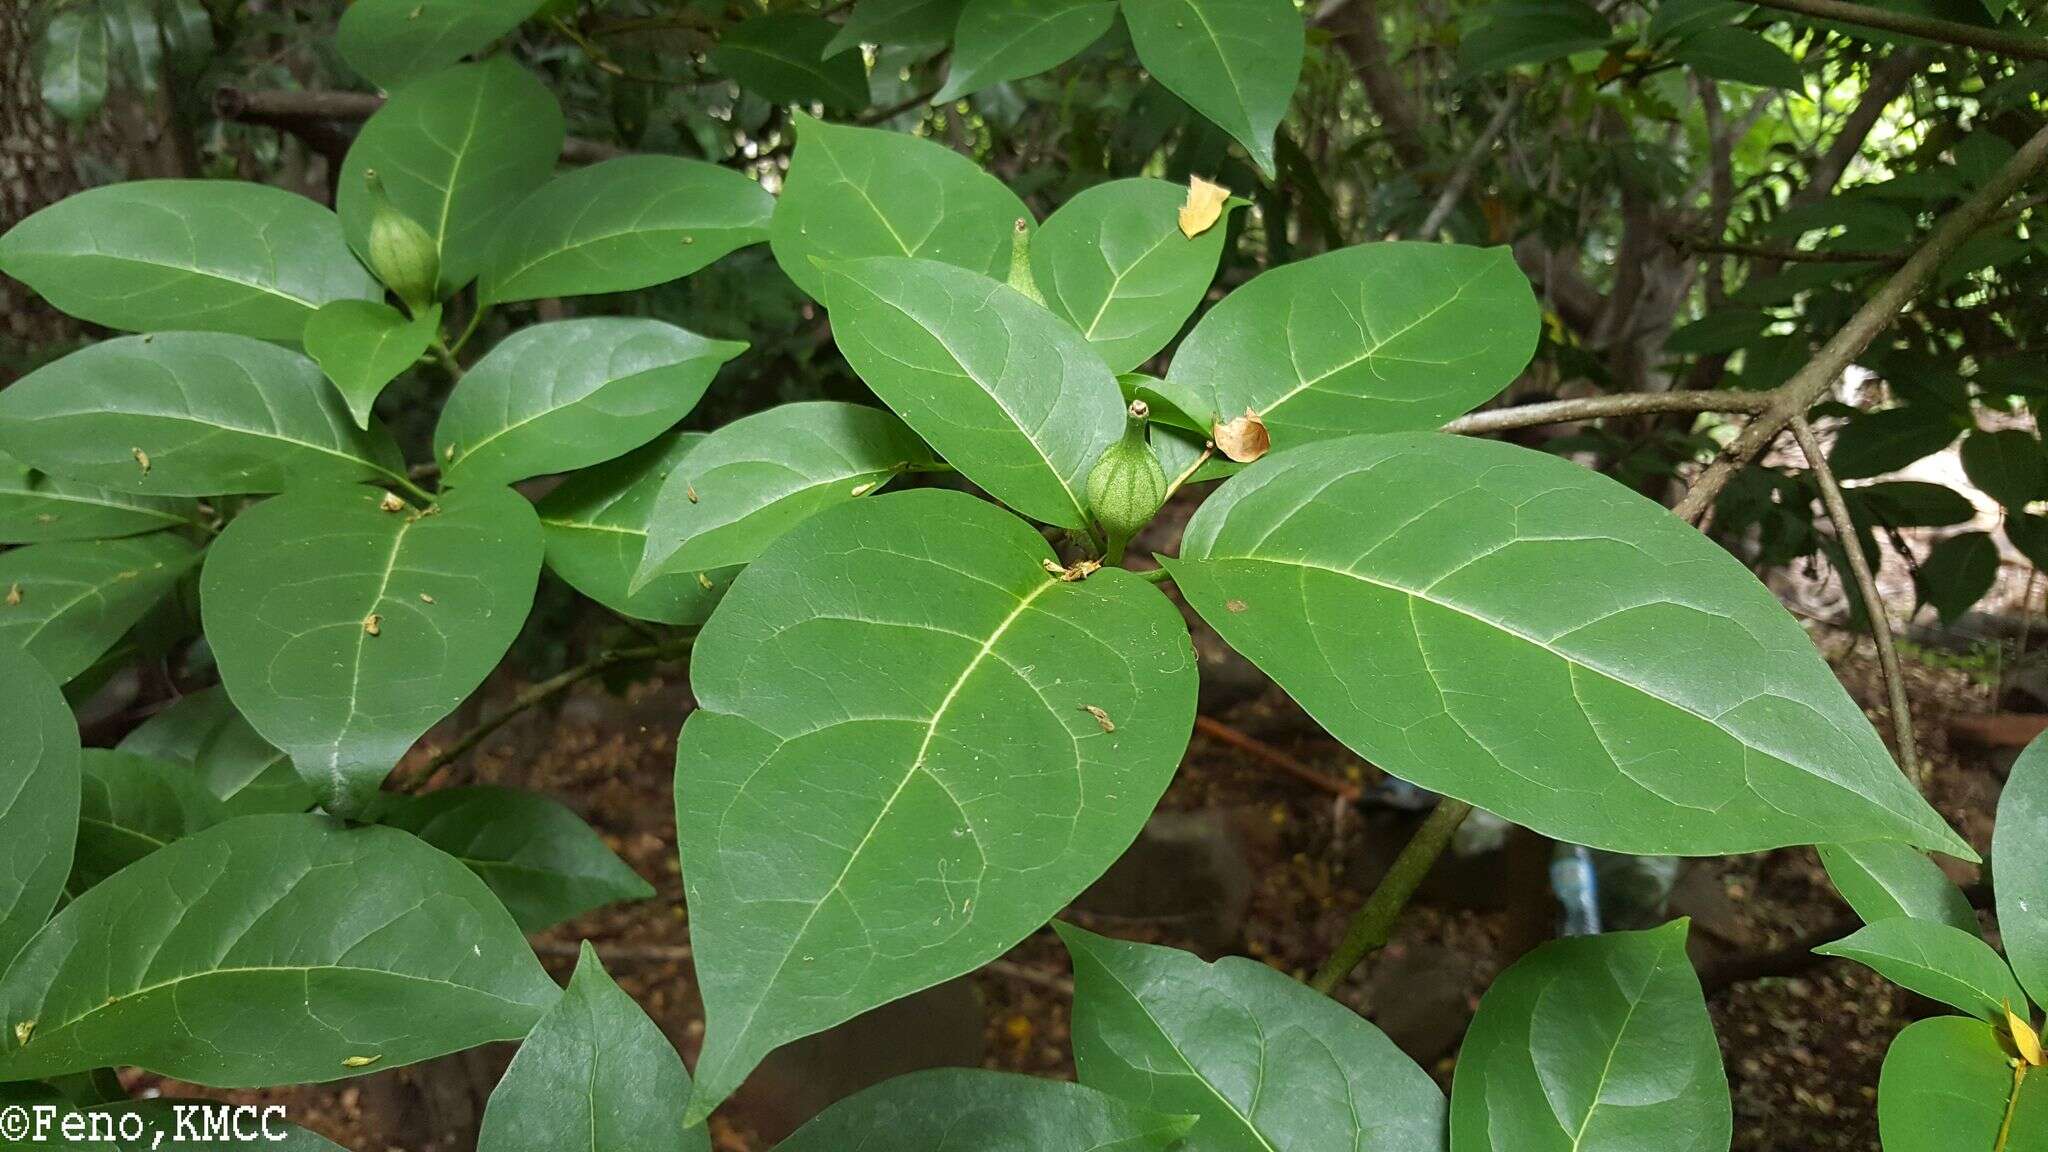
(0, 333), (408, 497)
(366, 786), (653, 933)
(933, 0), (1117, 104)
(0, 814), (559, 1086)
(1816, 919), (2027, 1020)
(635, 401), (937, 584)
(337, 60), (564, 298)
(478, 942), (704, 1152)
(0, 181), (380, 341)
(826, 0), (965, 54)
(1913, 531), (1998, 625)
(337, 0), (547, 89)
(825, 0), (965, 55)
(536, 434), (738, 627)
(0, 535), (199, 683)
(1647, 0), (1757, 44)
(770, 114), (1031, 303)
(0, 643), (79, 971)
(479, 156), (774, 306)
(201, 484), (542, 815)
(1032, 178), (1237, 374)
(117, 686), (313, 817)
(1961, 427), (2048, 510)
(1671, 27), (1804, 89)
(37, 6), (109, 122)
(1817, 840), (1979, 935)
(711, 14), (870, 112)
(1849, 481), (1977, 529)
(435, 319), (743, 488)
(1057, 923), (1445, 1150)
(1828, 405), (1962, 481)
(0, 450), (196, 543)
(1878, 1017), (2048, 1152)
(1165, 243), (1539, 449)
(1457, 0), (1612, 79)
(824, 257), (1122, 530)
(15, 1099), (346, 1150)
(1121, 0), (1302, 178)
(1166, 433), (1970, 857)
(1998, 732), (2048, 1008)
(675, 490), (1196, 1119)
(1663, 308), (1770, 355)
(1450, 921), (1730, 1152)
(779, 1067), (1195, 1151)
(71, 750), (228, 893)
(304, 300), (441, 430)
(2012, 513), (2048, 571)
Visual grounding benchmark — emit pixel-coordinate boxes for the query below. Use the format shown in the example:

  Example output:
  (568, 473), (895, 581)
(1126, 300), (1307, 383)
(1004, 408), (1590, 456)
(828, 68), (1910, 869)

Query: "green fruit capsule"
(362, 169), (440, 314)
(1087, 400), (1168, 561)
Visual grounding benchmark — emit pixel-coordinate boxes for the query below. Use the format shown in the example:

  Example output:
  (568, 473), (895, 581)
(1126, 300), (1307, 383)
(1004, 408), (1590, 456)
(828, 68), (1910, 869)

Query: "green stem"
(1310, 797), (1475, 994)
(429, 337), (463, 380)
(1997, 1061), (2028, 1152)
(1135, 567), (1174, 585)
(450, 303), (490, 354)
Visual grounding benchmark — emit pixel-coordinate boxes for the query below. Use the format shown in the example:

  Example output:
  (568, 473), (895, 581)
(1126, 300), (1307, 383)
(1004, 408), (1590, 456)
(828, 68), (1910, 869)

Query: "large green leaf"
(478, 942), (704, 1152)
(1450, 921), (1730, 1152)
(1165, 243), (1539, 448)
(1457, 0), (1612, 78)
(479, 156), (774, 305)
(675, 490), (1196, 1119)
(0, 535), (199, 683)
(824, 0), (965, 55)
(1057, 923), (1445, 1151)
(1998, 732), (2048, 1008)
(933, 0), (1117, 104)
(1166, 433), (1969, 857)
(303, 300), (440, 430)
(1818, 840), (1978, 935)
(0, 333), (408, 497)
(634, 401), (937, 583)
(0, 644), (79, 972)
(1914, 531), (1998, 625)
(0, 450), (196, 543)
(1961, 427), (2048, 510)
(824, 257), (1122, 531)
(71, 749), (229, 893)
(1647, 0), (1756, 43)
(1827, 405), (1962, 480)
(712, 14), (870, 111)
(435, 319), (743, 488)
(117, 685), (313, 817)
(0, 181), (379, 341)
(36, 7), (109, 123)
(336, 0), (547, 89)
(1671, 27), (1804, 89)
(1878, 1017), (2048, 1152)
(1816, 919), (2027, 1021)
(0, 814), (558, 1086)
(337, 60), (564, 297)
(770, 115), (1030, 302)
(1121, 0), (1302, 178)
(366, 786), (653, 933)
(1032, 178), (1237, 374)
(779, 1068), (1195, 1151)
(536, 434), (737, 626)
(202, 484), (542, 815)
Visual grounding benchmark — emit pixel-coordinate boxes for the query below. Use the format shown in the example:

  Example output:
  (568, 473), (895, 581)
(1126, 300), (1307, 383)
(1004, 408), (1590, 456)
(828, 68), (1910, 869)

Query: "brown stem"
(1672, 120), (2048, 524)
(1748, 0), (2048, 62)
(1441, 389), (1771, 436)
(1310, 797), (1474, 994)
(1790, 416), (1918, 779)
(1192, 715), (1362, 801)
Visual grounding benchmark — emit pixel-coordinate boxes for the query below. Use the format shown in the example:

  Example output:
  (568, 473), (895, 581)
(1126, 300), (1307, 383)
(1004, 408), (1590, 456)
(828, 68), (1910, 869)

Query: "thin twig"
(1672, 235), (1897, 265)
(1413, 90), (1521, 239)
(1193, 716), (1363, 802)
(1310, 797), (1474, 994)
(1673, 120), (2048, 524)
(1748, 0), (2048, 62)
(1441, 389), (1771, 436)
(1790, 416), (1917, 779)
(213, 88), (627, 164)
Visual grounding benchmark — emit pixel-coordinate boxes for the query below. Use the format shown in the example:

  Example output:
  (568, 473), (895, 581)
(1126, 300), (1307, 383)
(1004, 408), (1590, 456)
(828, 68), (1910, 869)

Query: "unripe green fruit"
(362, 170), (440, 315)
(1087, 401), (1168, 550)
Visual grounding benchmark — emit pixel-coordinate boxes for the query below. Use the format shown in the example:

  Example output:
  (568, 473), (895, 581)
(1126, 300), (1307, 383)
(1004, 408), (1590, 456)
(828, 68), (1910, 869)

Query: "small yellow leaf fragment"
(2009, 1003), (2043, 1066)
(696, 572), (714, 591)
(419, 592), (435, 604)
(444, 443), (456, 462)
(1081, 705), (1115, 733)
(1212, 408), (1270, 463)
(1178, 176), (1231, 239)
(849, 480), (877, 497)
(363, 613), (382, 637)
(1225, 598), (1247, 613)
(379, 491), (406, 513)
(342, 1054), (382, 1068)
(1041, 558), (1101, 582)
(131, 447), (151, 475)
(13, 1019), (34, 1046)
(4, 583), (19, 607)
(685, 483), (699, 504)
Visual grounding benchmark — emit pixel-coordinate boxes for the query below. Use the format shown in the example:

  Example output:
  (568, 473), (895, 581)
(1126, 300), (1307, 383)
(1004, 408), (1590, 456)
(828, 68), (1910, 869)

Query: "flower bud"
(1087, 401), (1168, 559)
(362, 169), (439, 314)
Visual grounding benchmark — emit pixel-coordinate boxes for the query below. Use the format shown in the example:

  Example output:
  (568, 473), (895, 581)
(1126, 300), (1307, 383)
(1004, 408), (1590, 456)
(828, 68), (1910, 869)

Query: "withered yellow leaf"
(1212, 408), (1270, 463)
(1179, 176), (1231, 239)
(2010, 1002), (2043, 1066)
